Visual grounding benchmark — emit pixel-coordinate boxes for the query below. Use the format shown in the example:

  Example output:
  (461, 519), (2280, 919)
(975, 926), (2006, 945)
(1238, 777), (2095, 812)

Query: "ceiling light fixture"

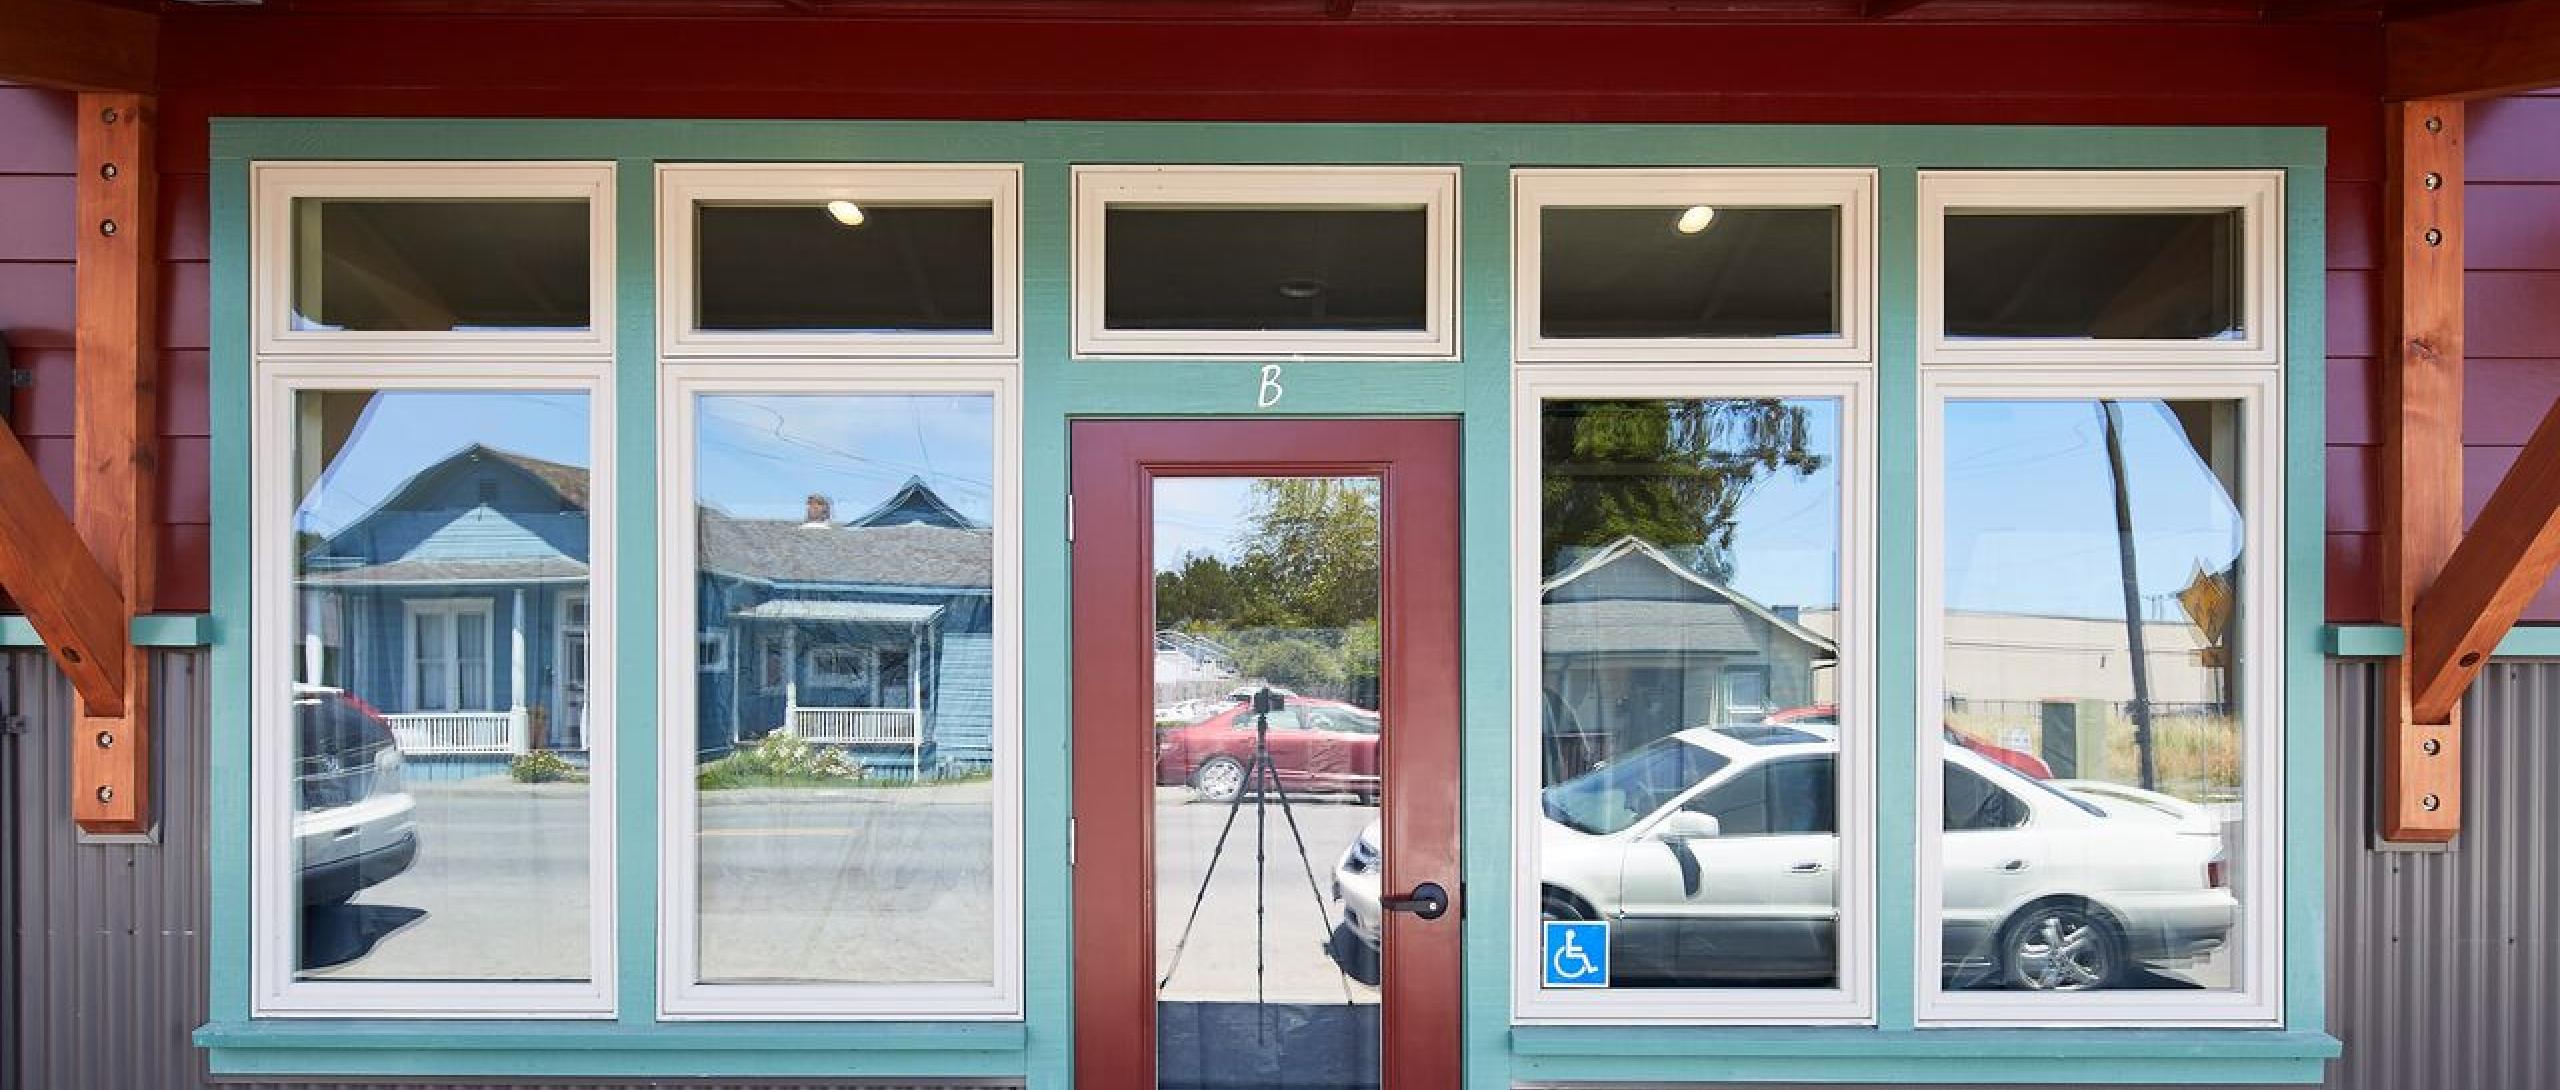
(1677, 205), (1717, 235)
(825, 200), (866, 227)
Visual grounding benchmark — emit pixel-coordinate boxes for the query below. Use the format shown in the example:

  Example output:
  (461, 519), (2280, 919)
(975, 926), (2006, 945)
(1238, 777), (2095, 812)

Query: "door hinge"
(1065, 494), (1075, 543)
(1068, 817), (1077, 866)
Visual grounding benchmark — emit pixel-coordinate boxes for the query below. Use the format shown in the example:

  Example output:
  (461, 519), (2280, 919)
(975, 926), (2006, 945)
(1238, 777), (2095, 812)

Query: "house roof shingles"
(698, 518), (993, 589)
(1540, 598), (1763, 656)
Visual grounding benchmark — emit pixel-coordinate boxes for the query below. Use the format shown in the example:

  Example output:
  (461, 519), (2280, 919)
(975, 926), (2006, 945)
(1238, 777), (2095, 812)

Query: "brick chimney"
(803, 493), (833, 527)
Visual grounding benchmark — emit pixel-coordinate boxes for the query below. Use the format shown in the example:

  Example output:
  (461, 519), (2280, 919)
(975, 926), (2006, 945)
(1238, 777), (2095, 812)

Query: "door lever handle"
(1382, 881), (1450, 920)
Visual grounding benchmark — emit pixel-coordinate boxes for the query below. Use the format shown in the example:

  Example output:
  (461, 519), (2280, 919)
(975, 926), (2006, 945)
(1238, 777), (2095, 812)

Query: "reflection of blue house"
(693, 480), (995, 775)
(302, 445), (994, 778)
(298, 445), (595, 770)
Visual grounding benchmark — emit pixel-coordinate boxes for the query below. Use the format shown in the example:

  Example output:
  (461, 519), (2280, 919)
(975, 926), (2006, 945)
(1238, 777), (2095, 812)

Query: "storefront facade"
(1, 4), (2556, 1090)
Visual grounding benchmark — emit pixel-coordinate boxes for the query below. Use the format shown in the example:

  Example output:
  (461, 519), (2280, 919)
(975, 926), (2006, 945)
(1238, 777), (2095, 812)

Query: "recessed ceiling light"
(1677, 205), (1717, 235)
(825, 200), (866, 227)
(1277, 278), (1326, 300)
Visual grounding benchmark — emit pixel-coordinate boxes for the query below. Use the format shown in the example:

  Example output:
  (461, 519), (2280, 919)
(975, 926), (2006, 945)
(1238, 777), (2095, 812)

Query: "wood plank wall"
(2330, 89), (2560, 621)
(0, 83), (209, 614)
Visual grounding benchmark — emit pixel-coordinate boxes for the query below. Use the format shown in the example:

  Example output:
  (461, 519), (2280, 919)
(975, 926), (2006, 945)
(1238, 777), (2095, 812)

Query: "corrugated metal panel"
(8, 651), (2560, 1089)
(4, 650), (211, 1090)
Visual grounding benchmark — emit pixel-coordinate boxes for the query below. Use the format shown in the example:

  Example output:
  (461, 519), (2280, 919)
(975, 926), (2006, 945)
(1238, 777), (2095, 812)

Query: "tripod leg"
(1265, 770), (1365, 1005)
(1156, 767), (1258, 991)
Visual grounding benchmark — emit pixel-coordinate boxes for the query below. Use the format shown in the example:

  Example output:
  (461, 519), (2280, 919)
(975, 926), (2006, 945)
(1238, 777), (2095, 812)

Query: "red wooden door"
(1072, 419), (1462, 1090)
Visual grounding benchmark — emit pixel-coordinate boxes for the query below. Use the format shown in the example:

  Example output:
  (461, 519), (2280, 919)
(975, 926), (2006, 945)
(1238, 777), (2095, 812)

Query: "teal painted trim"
(1455, 161), (1515, 1090)
(1020, 157), (1075, 1090)
(210, 119), (2323, 171)
(201, 1023), (1026, 1079)
(0, 614), (216, 647)
(206, 154), (254, 1028)
(2324, 623), (2560, 658)
(200, 117), (2331, 1085)
(610, 157), (660, 1027)
(1509, 1026), (2340, 1059)
(2280, 161), (2329, 1035)
(1874, 164), (1921, 1032)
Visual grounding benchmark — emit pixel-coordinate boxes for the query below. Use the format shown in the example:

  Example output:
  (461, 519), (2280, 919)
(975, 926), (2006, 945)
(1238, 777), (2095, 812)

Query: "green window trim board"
(198, 119), (2332, 1085)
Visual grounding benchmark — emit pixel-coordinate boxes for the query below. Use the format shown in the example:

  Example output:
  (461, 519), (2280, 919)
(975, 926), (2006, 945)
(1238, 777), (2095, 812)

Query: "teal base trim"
(0, 613), (216, 648)
(1511, 1028), (2339, 1084)
(2325, 623), (2560, 658)
(197, 1020), (1027, 1079)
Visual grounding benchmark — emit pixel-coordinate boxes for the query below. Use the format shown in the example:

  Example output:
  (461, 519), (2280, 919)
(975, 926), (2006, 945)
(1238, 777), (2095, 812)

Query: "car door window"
(1944, 764), (2028, 831)
(1685, 757), (1836, 837)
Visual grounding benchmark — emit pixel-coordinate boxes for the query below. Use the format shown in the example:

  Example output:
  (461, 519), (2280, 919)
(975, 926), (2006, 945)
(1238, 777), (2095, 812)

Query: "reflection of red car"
(1766, 703), (2055, 780)
(1155, 698), (1382, 803)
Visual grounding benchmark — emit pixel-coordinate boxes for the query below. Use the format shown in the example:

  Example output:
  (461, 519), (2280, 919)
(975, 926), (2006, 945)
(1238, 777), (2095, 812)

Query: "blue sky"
(296, 391), (996, 534)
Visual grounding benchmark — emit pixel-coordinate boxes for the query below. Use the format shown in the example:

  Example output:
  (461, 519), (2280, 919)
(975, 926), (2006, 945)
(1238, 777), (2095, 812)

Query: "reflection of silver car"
(294, 686), (418, 906)
(1338, 724), (2235, 991)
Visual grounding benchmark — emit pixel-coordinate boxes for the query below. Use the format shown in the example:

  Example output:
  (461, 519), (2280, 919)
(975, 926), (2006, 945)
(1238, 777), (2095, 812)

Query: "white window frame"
(1071, 165), (1461, 359)
(657, 364), (1023, 1020)
(696, 629), (732, 673)
(249, 363), (617, 1018)
(400, 598), (496, 713)
(1511, 366), (1877, 1026)
(1512, 169), (1876, 364)
(1918, 170), (2283, 366)
(251, 162), (617, 359)
(657, 164), (1023, 359)
(1916, 365), (2284, 1027)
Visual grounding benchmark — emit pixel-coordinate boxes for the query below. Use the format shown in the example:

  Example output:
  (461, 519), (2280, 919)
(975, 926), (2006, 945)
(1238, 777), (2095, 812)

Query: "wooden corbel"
(2378, 100), (2464, 843)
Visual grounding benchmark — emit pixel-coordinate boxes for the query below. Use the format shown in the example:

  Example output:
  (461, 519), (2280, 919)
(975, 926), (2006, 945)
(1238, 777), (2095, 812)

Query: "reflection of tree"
(1155, 479), (1382, 701)
(1541, 399), (1825, 579)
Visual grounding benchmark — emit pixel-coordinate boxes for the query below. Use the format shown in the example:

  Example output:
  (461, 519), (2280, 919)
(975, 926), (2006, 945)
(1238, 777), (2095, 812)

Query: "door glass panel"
(1535, 397), (1845, 989)
(1942, 211), (2245, 340)
(291, 199), (590, 332)
(1152, 476), (1382, 1090)
(1539, 206), (1841, 339)
(1106, 208), (1428, 332)
(1937, 398), (2247, 995)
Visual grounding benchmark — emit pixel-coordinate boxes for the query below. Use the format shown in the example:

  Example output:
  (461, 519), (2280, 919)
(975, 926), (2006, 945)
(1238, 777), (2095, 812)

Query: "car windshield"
(1541, 736), (1731, 835)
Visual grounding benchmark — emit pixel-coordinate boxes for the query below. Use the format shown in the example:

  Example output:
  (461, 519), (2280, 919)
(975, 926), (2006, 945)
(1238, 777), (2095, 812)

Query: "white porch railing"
(790, 707), (920, 746)
(386, 710), (523, 755)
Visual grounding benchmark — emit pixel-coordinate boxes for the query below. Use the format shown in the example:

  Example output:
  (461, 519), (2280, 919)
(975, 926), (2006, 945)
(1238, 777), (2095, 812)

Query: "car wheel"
(1541, 888), (1591, 923)
(1999, 901), (2123, 991)
(1192, 756), (1248, 803)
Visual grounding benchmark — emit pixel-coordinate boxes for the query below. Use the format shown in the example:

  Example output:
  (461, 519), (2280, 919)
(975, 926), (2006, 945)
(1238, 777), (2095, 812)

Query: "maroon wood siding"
(2328, 90), (2560, 622)
(5, 14), (2548, 623)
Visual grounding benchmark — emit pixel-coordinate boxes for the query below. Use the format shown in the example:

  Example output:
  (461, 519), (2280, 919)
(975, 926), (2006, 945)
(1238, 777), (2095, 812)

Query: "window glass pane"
(1939, 397), (2246, 995)
(1104, 207), (1427, 332)
(291, 200), (590, 332)
(689, 393), (998, 986)
(1540, 207), (1840, 339)
(1943, 211), (2244, 340)
(695, 203), (995, 334)
(287, 389), (594, 983)
(1152, 476), (1381, 1089)
(1537, 397), (1844, 990)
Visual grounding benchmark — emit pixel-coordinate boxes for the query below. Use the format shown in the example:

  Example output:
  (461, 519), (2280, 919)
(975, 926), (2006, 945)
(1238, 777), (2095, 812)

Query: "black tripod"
(1157, 687), (1357, 1009)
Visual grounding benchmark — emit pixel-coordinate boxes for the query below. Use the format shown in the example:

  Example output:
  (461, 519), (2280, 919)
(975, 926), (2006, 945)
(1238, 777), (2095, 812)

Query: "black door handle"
(1382, 881), (1450, 920)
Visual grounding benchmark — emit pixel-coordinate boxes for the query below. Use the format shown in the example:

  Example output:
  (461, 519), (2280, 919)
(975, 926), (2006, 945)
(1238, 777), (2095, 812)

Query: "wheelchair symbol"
(1542, 920), (1608, 988)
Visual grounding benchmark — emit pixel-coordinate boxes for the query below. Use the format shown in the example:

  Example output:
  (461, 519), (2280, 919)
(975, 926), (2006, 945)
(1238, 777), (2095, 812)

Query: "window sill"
(195, 1019), (1027, 1079)
(2326, 623), (2560, 658)
(1508, 1026), (2339, 1085)
(0, 613), (216, 647)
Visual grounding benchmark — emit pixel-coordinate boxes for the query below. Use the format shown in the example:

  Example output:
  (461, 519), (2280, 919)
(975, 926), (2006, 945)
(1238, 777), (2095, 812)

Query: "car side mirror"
(1653, 810), (1721, 842)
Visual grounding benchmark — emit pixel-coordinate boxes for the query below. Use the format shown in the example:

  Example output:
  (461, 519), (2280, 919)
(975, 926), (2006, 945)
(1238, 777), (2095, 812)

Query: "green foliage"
(1540, 399), (1824, 580)
(696, 730), (858, 790)
(508, 749), (577, 784)
(1154, 479), (1386, 702)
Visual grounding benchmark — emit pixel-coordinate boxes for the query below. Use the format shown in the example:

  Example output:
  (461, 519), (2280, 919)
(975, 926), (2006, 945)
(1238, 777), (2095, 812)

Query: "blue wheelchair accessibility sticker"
(1542, 920), (1609, 988)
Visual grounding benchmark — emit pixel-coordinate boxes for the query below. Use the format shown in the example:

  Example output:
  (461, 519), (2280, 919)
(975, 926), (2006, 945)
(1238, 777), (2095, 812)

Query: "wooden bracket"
(2380, 99), (2464, 843)
(71, 92), (158, 836)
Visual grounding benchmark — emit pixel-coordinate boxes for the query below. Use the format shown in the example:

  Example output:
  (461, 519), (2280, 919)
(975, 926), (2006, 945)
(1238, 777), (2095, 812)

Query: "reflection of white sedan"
(1335, 724), (2234, 991)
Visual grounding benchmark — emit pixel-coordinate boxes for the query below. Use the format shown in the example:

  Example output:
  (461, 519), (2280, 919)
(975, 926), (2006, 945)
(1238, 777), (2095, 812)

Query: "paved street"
(1154, 785), (1381, 1006)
